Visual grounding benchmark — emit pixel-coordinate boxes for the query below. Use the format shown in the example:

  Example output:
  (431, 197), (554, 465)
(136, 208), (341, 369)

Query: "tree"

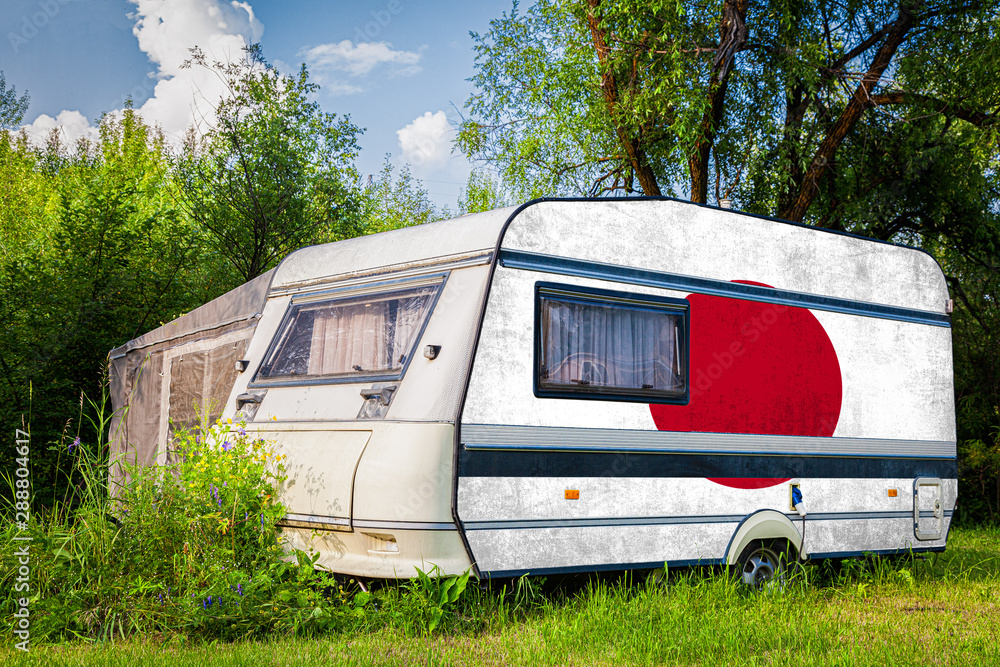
(0, 109), (218, 498)
(177, 45), (365, 281)
(459, 0), (1000, 222)
(458, 169), (510, 215)
(0, 70), (29, 129)
(360, 156), (445, 232)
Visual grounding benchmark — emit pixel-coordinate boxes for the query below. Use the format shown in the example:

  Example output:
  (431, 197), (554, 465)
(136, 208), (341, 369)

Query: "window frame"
(249, 273), (447, 388)
(533, 281), (690, 405)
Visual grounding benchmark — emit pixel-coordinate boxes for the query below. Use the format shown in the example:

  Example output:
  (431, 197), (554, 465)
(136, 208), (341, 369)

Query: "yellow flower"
(227, 418), (233, 425)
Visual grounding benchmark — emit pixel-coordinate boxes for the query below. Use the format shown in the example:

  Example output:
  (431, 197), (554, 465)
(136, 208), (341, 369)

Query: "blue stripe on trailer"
(499, 249), (951, 327)
(458, 447), (957, 479)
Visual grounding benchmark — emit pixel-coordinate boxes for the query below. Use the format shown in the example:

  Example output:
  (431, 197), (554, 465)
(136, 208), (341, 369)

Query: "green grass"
(5, 526), (999, 666)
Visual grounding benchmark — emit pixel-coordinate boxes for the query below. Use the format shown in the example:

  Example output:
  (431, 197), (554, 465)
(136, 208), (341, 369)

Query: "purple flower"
(195, 435), (201, 444)
(68, 436), (81, 453)
(222, 440), (231, 452)
(237, 583), (243, 596)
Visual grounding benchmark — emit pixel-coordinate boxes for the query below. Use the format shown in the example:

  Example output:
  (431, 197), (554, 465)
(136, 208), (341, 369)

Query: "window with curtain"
(536, 284), (688, 402)
(255, 282), (440, 384)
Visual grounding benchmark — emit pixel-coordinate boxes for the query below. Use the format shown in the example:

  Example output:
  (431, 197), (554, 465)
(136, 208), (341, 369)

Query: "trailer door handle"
(360, 386), (397, 406)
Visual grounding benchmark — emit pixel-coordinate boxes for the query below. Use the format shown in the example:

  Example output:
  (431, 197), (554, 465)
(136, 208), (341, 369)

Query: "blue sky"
(1, 0), (516, 207)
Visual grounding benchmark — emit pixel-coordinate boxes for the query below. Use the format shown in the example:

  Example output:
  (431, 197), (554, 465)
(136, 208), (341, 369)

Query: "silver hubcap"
(742, 549), (779, 588)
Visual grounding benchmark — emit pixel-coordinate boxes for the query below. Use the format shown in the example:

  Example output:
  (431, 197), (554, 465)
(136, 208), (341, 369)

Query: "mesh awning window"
(255, 281), (442, 385)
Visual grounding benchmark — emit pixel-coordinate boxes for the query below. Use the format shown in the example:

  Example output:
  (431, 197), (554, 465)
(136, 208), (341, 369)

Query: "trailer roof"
(271, 207), (517, 289)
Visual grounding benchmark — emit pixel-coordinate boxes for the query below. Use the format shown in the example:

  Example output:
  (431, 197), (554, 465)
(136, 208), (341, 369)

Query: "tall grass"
(0, 394), (372, 641)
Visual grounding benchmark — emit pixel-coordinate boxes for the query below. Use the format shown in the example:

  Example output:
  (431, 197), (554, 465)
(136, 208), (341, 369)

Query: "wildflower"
(227, 418), (232, 425)
(68, 436), (81, 453)
(237, 583), (243, 596)
(238, 427), (246, 436)
(222, 440), (231, 452)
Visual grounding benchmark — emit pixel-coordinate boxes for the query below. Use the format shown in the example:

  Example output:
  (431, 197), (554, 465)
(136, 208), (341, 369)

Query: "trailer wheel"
(735, 540), (789, 590)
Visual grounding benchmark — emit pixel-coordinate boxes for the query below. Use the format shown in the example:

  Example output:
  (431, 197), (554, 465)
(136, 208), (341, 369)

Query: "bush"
(0, 399), (351, 642)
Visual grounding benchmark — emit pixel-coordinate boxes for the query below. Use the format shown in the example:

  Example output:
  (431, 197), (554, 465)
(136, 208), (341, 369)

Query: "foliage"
(0, 109), (227, 498)
(458, 169), (511, 215)
(461, 0), (1000, 219)
(409, 565), (472, 632)
(175, 44), (366, 281)
(0, 70), (29, 129)
(360, 156), (446, 232)
(0, 398), (357, 642)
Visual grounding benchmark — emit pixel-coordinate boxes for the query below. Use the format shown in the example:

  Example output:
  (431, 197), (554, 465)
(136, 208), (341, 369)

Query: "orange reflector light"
(888, 489), (898, 497)
(565, 489), (580, 500)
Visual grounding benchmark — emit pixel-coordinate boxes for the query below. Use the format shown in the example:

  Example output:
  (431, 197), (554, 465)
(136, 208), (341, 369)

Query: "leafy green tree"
(460, 0), (1000, 221)
(458, 169), (510, 215)
(0, 70), (29, 129)
(177, 45), (365, 281)
(0, 109), (218, 498)
(360, 156), (446, 232)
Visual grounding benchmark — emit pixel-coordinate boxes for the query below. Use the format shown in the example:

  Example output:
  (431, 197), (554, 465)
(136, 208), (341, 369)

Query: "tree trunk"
(585, 0), (662, 197)
(688, 0), (748, 204)
(779, 2), (916, 223)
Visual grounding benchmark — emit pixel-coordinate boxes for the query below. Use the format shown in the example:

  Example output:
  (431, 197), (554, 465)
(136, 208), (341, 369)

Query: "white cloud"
(18, 0), (264, 143)
(397, 110), (453, 167)
(19, 110), (97, 145)
(301, 40), (422, 95)
(128, 0), (263, 138)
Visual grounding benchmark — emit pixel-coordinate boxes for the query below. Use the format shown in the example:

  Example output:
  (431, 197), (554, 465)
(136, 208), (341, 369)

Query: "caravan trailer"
(108, 198), (957, 583)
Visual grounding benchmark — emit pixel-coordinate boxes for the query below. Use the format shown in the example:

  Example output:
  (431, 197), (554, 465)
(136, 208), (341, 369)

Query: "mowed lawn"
(6, 526), (999, 667)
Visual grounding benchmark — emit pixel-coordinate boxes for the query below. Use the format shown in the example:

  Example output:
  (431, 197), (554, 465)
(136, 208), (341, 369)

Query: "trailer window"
(535, 283), (688, 403)
(255, 281), (441, 384)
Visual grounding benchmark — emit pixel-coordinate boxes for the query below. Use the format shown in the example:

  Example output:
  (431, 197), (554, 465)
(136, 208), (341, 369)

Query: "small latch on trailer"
(357, 384), (399, 420)
(235, 391), (266, 421)
(360, 386), (397, 406)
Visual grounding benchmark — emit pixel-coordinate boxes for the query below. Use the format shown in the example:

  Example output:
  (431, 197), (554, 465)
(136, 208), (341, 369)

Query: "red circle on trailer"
(649, 281), (843, 490)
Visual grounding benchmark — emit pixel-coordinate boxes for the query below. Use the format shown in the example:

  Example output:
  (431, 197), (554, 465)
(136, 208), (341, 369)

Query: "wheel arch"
(724, 509), (804, 565)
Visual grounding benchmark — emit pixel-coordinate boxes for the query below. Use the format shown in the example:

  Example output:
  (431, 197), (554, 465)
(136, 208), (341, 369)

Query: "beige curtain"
(304, 290), (432, 376)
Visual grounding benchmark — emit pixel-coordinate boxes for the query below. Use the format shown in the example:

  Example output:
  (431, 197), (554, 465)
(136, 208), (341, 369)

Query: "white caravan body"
(109, 199), (957, 578)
